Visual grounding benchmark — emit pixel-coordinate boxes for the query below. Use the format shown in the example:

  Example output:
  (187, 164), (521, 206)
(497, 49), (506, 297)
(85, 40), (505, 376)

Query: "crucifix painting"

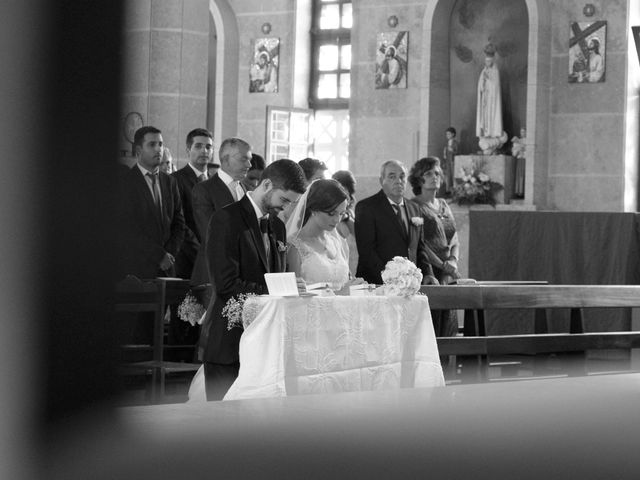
(375, 31), (408, 89)
(568, 21), (606, 83)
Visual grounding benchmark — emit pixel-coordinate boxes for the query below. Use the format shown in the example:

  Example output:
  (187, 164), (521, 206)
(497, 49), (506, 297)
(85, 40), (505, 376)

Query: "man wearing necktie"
(200, 159), (307, 400)
(355, 160), (438, 286)
(172, 128), (214, 280)
(118, 125), (185, 279)
(117, 126), (185, 344)
(171, 128), (214, 350)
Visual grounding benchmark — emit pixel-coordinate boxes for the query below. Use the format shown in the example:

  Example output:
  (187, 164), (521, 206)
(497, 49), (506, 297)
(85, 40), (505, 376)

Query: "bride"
(188, 179), (359, 401)
(286, 179), (358, 291)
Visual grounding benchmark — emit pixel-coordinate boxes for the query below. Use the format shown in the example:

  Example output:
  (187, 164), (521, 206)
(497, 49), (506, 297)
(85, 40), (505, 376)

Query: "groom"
(202, 158), (307, 400)
(355, 159), (438, 286)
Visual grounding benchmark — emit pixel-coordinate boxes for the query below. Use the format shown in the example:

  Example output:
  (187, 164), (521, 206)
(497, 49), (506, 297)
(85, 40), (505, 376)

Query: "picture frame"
(568, 21), (606, 83)
(249, 37), (280, 93)
(375, 31), (408, 89)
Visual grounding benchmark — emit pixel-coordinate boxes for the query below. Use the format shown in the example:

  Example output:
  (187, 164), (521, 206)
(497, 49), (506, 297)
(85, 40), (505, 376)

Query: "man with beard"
(119, 125), (185, 280)
(201, 159), (307, 400)
(587, 37), (604, 83)
(118, 126), (185, 344)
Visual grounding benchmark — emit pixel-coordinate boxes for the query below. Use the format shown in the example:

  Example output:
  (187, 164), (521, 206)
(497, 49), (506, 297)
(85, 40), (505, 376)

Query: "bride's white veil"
(285, 179), (316, 242)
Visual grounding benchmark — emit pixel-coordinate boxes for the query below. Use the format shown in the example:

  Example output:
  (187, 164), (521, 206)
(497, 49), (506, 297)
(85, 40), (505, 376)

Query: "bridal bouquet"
(177, 292), (206, 326)
(381, 256), (423, 297)
(224, 293), (258, 330)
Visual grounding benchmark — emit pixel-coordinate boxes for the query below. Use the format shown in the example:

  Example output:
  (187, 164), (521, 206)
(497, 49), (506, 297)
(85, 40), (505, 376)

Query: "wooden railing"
(420, 284), (640, 381)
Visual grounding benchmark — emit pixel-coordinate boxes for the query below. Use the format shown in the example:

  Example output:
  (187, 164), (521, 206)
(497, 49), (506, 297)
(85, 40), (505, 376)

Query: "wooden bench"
(420, 284), (640, 381)
(115, 276), (200, 402)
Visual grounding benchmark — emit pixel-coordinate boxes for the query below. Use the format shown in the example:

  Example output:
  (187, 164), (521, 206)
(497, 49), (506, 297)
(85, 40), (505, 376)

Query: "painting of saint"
(250, 37), (279, 93)
(375, 31), (408, 89)
(569, 21), (606, 83)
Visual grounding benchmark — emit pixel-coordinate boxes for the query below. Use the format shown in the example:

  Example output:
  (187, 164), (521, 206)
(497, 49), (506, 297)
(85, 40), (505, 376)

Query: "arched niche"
(208, 0), (239, 158)
(419, 0), (551, 207)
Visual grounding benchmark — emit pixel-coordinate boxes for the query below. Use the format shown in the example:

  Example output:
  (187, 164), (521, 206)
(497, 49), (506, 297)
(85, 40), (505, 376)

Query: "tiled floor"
(117, 351), (635, 406)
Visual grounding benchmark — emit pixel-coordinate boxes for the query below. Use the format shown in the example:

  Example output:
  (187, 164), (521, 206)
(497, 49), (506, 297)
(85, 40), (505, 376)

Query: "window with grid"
(309, 0), (352, 110)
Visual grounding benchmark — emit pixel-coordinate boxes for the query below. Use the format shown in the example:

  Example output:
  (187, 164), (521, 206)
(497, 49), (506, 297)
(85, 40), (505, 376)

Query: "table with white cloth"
(221, 295), (445, 400)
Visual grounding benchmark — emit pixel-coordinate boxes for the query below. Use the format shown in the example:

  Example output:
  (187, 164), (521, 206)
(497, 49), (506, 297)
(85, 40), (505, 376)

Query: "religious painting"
(632, 26), (640, 67)
(249, 37), (279, 93)
(375, 31), (408, 89)
(568, 21), (606, 83)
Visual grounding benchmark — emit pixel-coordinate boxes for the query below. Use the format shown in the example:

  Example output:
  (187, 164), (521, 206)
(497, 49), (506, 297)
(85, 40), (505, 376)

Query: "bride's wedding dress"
(289, 230), (350, 290)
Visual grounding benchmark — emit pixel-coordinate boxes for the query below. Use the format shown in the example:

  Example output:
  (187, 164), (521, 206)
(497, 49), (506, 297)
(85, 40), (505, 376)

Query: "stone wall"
(119, 0), (636, 210)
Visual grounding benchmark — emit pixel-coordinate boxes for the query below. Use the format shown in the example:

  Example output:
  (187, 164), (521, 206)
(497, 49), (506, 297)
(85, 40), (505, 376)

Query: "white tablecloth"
(217, 295), (444, 400)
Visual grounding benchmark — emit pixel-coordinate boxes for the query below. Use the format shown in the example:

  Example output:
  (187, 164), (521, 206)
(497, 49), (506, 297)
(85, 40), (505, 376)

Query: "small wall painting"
(569, 21), (606, 83)
(250, 37), (279, 93)
(375, 31), (408, 89)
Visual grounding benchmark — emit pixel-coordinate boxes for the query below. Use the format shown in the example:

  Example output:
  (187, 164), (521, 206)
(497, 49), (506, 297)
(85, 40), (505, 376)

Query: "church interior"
(2, 1), (640, 478)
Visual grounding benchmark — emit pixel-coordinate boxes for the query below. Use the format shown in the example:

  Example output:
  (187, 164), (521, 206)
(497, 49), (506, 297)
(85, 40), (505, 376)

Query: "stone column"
(121, 0), (210, 167)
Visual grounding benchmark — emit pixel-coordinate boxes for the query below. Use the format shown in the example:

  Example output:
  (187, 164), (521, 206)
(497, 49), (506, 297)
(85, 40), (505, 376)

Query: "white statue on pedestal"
(476, 43), (507, 155)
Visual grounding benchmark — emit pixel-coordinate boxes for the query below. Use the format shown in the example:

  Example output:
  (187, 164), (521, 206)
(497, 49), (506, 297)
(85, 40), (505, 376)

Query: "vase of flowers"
(452, 159), (503, 206)
(380, 256), (423, 297)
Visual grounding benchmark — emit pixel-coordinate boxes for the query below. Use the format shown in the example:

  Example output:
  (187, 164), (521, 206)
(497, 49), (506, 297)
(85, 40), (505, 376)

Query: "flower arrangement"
(380, 256), (423, 297)
(224, 293), (258, 330)
(177, 292), (206, 326)
(452, 159), (503, 206)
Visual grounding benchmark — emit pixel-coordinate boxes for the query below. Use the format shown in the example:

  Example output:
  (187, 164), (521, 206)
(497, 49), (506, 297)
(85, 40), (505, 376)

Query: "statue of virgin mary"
(476, 43), (506, 154)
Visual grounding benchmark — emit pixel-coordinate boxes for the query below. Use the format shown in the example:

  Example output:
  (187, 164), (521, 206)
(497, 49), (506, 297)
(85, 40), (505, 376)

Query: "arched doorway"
(208, 0), (239, 158)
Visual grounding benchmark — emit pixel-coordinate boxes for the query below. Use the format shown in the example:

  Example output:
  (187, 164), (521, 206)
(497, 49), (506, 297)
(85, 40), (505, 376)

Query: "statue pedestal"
(454, 154), (514, 204)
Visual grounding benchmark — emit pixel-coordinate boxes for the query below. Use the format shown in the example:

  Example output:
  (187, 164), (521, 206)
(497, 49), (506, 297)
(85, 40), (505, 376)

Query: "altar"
(454, 154), (515, 204)
(188, 295), (446, 401)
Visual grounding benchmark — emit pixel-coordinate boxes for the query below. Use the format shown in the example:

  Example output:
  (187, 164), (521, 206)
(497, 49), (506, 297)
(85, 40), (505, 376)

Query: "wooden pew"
(115, 276), (200, 402)
(420, 284), (640, 381)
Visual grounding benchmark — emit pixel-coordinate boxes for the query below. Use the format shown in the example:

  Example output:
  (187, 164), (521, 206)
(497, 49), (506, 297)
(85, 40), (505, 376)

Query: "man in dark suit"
(118, 126), (185, 280)
(355, 160), (438, 286)
(190, 137), (252, 288)
(170, 128), (214, 350)
(202, 159), (307, 400)
(117, 126), (185, 344)
(172, 128), (214, 280)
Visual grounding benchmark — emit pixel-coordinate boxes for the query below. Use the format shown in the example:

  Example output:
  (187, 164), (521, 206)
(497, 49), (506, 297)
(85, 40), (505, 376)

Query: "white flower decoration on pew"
(177, 292), (206, 326)
(380, 256), (423, 298)
(224, 293), (258, 330)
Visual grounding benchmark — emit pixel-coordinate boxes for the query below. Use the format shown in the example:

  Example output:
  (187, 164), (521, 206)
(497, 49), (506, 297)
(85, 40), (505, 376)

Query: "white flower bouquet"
(224, 293), (258, 330)
(380, 256), (423, 297)
(177, 292), (206, 326)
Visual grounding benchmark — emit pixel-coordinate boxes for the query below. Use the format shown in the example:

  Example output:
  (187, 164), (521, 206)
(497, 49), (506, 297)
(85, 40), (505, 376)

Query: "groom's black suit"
(355, 189), (434, 285)
(202, 194), (286, 399)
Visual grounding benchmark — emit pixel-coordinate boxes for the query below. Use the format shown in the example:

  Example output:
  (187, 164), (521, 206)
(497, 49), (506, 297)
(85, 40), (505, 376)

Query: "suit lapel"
(240, 196), (270, 272)
(132, 167), (163, 232)
(378, 191), (407, 242)
(212, 174), (236, 207)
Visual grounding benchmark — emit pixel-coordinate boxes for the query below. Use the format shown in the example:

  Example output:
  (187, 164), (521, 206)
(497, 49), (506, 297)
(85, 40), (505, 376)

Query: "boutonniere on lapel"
(276, 240), (287, 252)
(410, 217), (424, 227)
